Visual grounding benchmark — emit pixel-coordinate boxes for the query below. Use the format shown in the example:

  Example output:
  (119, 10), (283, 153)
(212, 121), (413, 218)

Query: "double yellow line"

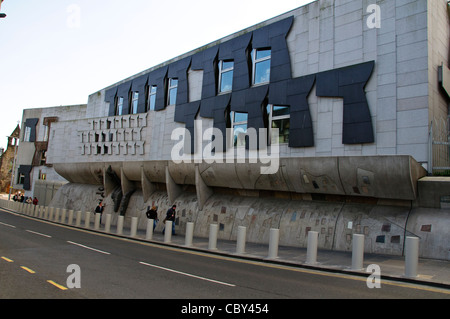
(1, 256), (68, 291)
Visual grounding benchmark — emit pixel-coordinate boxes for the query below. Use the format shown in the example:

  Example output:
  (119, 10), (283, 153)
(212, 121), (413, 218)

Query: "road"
(1, 208), (449, 306)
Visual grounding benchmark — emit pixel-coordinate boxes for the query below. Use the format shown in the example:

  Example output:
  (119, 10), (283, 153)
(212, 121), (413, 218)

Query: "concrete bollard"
(164, 221), (173, 243)
(94, 213), (101, 230)
(75, 211), (82, 227)
(306, 231), (318, 265)
(146, 219), (154, 240)
(351, 234), (365, 270)
(44, 207), (49, 219)
(208, 224), (218, 250)
(185, 222), (194, 247)
(405, 236), (419, 278)
(54, 208), (60, 222)
(105, 214), (112, 233)
(48, 207), (54, 221)
(61, 209), (67, 224)
(38, 206), (44, 219)
(84, 212), (91, 229)
(67, 210), (74, 225)
(117, 216), (124, 235)
(236, 226), (246, 254)
(267, 228), (280, 259)
(130, 217), (138, 237)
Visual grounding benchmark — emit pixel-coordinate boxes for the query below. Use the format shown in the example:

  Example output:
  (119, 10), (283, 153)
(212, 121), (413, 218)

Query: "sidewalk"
(93, 220), (450, 289)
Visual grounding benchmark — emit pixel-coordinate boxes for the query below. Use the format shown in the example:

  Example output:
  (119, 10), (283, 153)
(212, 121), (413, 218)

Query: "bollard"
(185, 222), (194, 247)
(164, 221), (173, 243)
(75, 211), (82, 227)
(236, 226), (246, 254)
(351, 234), (365, 270)
(130, 217), (138, 237)
(67, 210), (74, 225)
(61, 209), (67, 224)
(105, 214), (112, 233)
(208, 224), (218, 250)
(267, 228), (280, 259)
(48, 207), (54, 221)
(94, 213), (101, 230)
(54, 208), (60, 222)
(117, 216), (124, 235)
(405, 236), (419, 278)
(38, 206), (44, 219)
(306, 231), (318, 265)
(44, 207), (49, 219)
(146, 219), (154, 240)
(84, 212), (91, 229)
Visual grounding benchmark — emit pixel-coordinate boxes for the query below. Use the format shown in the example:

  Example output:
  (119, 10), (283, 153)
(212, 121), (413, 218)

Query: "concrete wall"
(48, 182), (450, 261)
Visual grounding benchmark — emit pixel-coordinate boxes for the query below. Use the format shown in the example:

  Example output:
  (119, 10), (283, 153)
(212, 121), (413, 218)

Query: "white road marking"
(26, 230), (52, 238)
(67, 241), (111, 255)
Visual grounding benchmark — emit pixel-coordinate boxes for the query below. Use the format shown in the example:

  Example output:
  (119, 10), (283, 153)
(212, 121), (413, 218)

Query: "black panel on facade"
(105, 87), (118, 116)
(148, 66), (169, 112)
(131, 73), (149, 114)
(168, 57), (192, 106)
(18, 165), (32, 191)
(24, 118), (39, 142)
(191, 46), (219, 99)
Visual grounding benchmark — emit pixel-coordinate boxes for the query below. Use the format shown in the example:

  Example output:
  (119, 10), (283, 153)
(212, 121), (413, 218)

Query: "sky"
(0, 0), (313, 150)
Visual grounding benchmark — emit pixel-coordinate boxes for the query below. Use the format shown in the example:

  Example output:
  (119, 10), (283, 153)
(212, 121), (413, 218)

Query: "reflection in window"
(131, 91), (139, 114)
(167, 78), (178, 106)
(148, 86), (157, 111)
(267, 105), (290, 144)
(231, 111), (248, 147)
(252, 49), (271, 85)
(219, 60), (234, 93)
(115, 96), (124, 116)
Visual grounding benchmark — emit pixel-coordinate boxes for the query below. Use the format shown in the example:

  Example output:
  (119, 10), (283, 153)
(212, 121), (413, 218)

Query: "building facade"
(19, 0), (450, 259)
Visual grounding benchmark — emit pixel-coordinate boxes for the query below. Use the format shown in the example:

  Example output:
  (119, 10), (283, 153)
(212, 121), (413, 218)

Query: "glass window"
(267, 105), (290, 144)
(23, 126), (31, 142)
(219, 60), (234, 93)
(231, 111), (248, 147)
(167, 78), (178, 106)
(148, 86), (157, 111)
(252, 48), (271, 85)
(131, 91), (139, 114)
(116, 96), (124, 116)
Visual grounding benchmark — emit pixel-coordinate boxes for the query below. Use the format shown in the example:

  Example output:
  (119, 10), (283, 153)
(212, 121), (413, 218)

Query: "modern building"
(18, 0), (450, 260)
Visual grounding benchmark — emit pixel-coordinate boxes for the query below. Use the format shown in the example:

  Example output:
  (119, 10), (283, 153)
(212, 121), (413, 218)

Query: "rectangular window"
(231, 111), (248, 147)
(23, 126), (31, 142)
(252, 48), (271, 85)
(115, 96), (124, 116)
(167, 78), (178, 106)
(148, 86), (157, 111)
(131, 92), (139, 114)
(218, 60), (234, 93)
(267, 105), (290, 144)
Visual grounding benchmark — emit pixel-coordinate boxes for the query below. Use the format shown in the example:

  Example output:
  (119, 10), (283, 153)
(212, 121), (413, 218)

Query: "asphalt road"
(1, 209), (449, 306)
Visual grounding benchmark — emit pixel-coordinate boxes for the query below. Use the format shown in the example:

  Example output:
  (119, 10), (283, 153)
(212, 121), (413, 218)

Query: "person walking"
(162, 204), (176, 235)
(146, 206), (159, 231)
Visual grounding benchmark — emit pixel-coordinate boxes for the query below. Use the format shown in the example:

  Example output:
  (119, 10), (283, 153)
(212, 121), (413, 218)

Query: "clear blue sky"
(0, 0), (313, 150)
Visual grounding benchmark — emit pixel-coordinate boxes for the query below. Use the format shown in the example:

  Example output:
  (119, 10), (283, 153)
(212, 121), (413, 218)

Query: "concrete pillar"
(105, 214), (112, 233)
(130, 217), (138, 237)
(351, 234), (365, 270)
(94, 213), (101, 230)
(236, 226), (246, 254)
(117, 215), (124, 235)
(405, 236), (419, 278)
(208, 224), (218, 250)
(164, 221), (173, 243)
(84, 212), (91, 229)
(306, 231), (318, 265)
(185, 222), (194, 247)
(267, 228), (280, 259)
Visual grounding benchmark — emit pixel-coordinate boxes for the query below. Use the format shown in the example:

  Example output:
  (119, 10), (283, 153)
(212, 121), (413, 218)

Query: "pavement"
(6, 205), (450, 290)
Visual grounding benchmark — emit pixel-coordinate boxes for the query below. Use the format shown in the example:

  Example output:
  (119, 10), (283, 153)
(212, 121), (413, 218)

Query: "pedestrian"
(32, 197), (38, 205)
(145, 205), (159, 231)
(162, 204), (176, 235)
(95, 201), (104, 223)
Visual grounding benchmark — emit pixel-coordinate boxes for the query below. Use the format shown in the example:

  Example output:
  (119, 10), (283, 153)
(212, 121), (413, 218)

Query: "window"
(131, 92), (139, 114)
(267, 105), (290, 144)
(167, 78), (178, 106)
(148, 86), (157, 111)
(23, 126), (31, 142)
(218, 60), (234, 93)
(18, 173), (25, 185)
(231, 111), (248, 147)
(115, 96), (124, 116)
(252, 48), (271, 85)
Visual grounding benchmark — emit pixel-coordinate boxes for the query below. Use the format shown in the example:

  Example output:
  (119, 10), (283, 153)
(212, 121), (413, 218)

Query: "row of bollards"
(4, 200), (421, 278)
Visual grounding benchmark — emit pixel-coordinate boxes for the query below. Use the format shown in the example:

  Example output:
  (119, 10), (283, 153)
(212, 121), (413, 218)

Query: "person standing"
(95, 201), (104, 223)
(162, 204), (176, 235)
